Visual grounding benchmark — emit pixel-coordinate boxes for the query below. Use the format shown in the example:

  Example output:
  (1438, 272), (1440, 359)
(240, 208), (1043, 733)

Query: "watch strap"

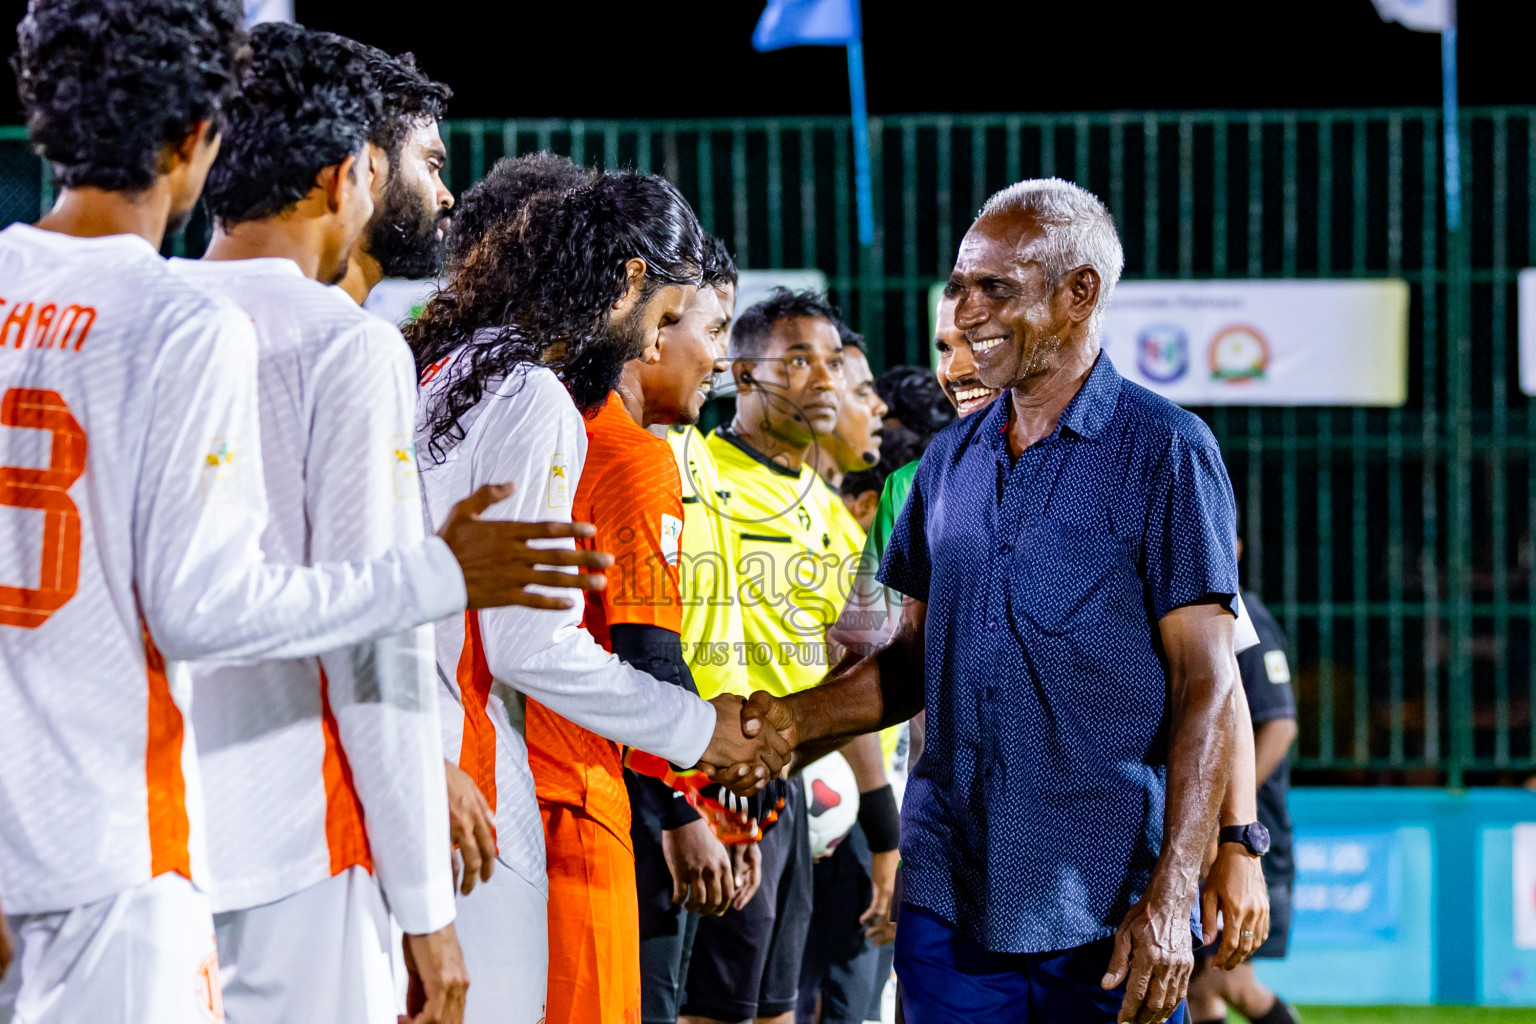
(1218, 822), (1269, 856)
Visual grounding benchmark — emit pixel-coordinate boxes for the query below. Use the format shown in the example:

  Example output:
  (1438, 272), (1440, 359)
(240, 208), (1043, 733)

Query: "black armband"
(857, 783), (900, 853)
(609, 623), (698, 694)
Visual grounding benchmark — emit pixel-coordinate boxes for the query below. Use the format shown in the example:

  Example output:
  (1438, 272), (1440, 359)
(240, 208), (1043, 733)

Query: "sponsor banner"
(1517, 270), (1536, 397)
(1514, 822), (1536, 949)
(1102, 280), (1408, 406)
(712, 270), (830, 399)
(1292, 827), (1402, 947)
(736, 269), (829, 317)
(362, 278), (441, 331)
(927, 278), (1407, 405)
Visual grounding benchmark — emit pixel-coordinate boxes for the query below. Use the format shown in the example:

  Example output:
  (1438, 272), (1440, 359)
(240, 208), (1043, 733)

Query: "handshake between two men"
(439, 487), (809, 797)
(438, 488), (828, 797)
(696, 692), (807, 795)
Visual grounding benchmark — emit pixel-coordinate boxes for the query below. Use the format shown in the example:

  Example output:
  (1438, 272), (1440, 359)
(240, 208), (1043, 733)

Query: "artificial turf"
(1292, 1008), (1536, 1023)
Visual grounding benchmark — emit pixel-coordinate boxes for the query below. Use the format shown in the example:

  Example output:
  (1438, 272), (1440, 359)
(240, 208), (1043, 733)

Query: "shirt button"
(997, 542), (1012, 554)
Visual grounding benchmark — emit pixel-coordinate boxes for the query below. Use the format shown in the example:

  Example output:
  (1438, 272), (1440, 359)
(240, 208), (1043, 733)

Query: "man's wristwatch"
(1218, 822), (1271, 857)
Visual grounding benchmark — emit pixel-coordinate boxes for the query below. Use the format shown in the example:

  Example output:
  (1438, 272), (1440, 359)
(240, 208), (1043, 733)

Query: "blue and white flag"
(244, 0), (293, 26)
(753, 0), (859, 52)
(1371, 0), (1450, 32)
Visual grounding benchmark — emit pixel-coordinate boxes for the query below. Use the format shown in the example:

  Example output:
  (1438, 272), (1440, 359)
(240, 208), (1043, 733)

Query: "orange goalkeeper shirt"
(526, 391), (685, 840)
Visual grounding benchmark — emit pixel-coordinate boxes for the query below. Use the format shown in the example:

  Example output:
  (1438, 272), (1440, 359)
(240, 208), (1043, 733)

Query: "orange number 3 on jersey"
(0, 388), (86, 628)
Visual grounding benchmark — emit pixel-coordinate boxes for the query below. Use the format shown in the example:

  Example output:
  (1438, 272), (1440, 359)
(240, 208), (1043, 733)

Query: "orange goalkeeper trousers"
(540, 802), (642, 1024)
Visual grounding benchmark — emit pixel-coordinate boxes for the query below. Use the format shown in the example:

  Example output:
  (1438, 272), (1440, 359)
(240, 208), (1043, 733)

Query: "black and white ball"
(803, 752), (860, 860)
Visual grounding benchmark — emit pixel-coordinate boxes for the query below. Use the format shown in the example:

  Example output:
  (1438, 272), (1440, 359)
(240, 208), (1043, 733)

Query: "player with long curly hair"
(411, 169), (704, 446)
(443, 151), (596, 272)
(405, 172), (789, 1024)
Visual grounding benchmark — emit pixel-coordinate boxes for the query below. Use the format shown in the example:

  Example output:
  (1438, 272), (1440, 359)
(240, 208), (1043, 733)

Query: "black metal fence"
(5, 108), (1535, 783)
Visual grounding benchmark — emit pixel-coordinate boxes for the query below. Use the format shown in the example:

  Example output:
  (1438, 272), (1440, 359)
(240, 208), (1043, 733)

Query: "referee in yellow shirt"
(680, 289), (863, 1024)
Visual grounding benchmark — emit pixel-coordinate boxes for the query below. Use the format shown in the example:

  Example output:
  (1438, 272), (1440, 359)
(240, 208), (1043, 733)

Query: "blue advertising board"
(1291, 828), (1402, 946)
(1254, 788), (1536, 1006)
(1255, 824), (1432, 1005)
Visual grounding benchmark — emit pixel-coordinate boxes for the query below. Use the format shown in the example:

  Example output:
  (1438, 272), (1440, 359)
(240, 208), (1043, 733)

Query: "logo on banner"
(1136, 324), (1189, 382)
(1209, 324), (1270, 383)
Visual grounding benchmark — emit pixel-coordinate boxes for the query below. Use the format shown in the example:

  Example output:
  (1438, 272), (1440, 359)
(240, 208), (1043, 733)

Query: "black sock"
(1192, 1018), (1228, 1024)
(1252, 997), (1298, 1024)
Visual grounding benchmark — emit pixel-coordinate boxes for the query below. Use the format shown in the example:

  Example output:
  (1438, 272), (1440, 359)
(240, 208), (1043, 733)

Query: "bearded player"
(336, 40), (453, 306)
(175, 25), (475, 1024)
(406, 173), (786, 1024)
(525, 232), (744, 1024)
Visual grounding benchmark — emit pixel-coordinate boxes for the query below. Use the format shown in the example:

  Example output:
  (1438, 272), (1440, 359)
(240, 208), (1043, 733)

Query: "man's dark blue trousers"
(895, 904), (1188, 1024)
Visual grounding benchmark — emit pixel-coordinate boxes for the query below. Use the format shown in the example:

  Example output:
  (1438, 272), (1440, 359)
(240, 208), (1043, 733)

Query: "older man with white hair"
(729, 178), (1253, 1024)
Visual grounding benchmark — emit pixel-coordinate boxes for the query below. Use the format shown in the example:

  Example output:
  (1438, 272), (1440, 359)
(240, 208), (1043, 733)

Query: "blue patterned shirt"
(879, 353), (1238, 954)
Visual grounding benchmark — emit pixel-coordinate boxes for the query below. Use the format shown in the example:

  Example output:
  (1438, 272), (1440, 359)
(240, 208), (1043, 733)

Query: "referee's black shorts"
(682, 776), (814, 1021)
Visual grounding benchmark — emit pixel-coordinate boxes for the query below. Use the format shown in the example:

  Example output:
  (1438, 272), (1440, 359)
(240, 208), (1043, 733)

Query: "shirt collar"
(713, 426), (804, 479)
(987, 350), (1122, 448)
(5, 222), (161, 260)
(1056, 352), (1122, 440)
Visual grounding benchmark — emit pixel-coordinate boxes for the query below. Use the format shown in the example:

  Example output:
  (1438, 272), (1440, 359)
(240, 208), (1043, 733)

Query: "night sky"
(1, 1), (1533, 121)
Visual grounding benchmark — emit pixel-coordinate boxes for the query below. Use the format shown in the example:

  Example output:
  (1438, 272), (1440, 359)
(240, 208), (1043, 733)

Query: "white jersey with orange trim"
(415, 357), (716, 894)
(174, 257), (453, 934)
(0, 225), (467, 916)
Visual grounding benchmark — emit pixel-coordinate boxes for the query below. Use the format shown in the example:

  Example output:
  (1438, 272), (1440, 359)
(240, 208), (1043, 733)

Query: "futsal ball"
(803, 752), (860, 859)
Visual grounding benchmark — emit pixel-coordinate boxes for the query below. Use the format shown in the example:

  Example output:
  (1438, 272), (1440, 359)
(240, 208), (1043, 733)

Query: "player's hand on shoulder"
(438, 483), (614, 610)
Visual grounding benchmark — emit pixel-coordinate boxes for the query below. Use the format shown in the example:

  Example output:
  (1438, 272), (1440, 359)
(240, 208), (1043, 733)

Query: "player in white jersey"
(175, 25), (462, 1024)
(0, 5), (610, 1023)
(326, 37), (508, 909)
(407, 172), (790, 1024)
